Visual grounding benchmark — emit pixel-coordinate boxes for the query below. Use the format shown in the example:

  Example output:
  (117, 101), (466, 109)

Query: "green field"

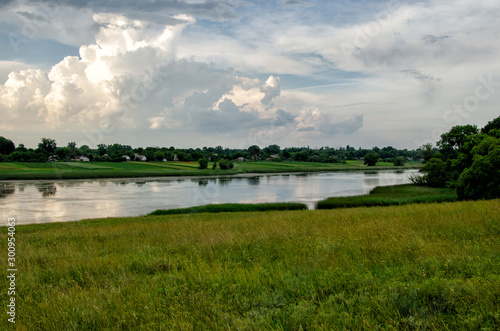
(2, 200), (498, 329)
(0, 160), (421, 180)
(317, 184), (458, 209)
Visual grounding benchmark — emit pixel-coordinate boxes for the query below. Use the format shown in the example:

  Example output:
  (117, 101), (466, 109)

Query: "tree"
(38, 138), (57, 154)
(419, 143), (435, 163)
(67, 142), (77, 149)
(438, 124), (479, 161)
(198, 158), (208, 170)
(219, 159), (233, 170)
(364, 153), (380, 166)
(392, 156), (406, 166)
(481, 115), (500, 135)
(0, 136), (15, 155)
(267, 144), (280, 155)
(456, 136), (500, 200)
(421, 157), (448, 188)
(248, 145), (260, 157)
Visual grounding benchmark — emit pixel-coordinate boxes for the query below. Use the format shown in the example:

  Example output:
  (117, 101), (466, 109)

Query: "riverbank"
(2, 199), (498, 329)
(0, 160), (421, 180)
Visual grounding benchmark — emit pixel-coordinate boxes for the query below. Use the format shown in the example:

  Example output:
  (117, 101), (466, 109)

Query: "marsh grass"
(1, 200), (499, 329)
(317, 184), (458, 209)
(149, 202), (308, 215)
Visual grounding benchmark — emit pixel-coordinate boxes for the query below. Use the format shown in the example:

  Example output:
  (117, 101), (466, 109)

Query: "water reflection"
(0, 170), (418, 225)
(36, 183), (57, 197)
(247, 176), (260, 186)
(0, 183), (15, 198)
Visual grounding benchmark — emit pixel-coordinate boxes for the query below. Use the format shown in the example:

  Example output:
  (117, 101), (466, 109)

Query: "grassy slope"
(317, 184), (458, 209)
(1, 200), (498, 329)
(0, 161), (421, 180)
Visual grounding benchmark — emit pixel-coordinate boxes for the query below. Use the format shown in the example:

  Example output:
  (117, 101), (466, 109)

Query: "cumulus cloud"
(1, 12), (361, 147)
(260, 75), (280, 106)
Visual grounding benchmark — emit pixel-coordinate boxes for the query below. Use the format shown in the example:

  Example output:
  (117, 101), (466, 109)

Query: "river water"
(0, 170), (418, 225)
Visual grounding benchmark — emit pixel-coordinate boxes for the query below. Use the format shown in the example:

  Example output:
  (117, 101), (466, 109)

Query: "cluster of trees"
(0, 138), (423, 165)
(418, 116), (500, 200)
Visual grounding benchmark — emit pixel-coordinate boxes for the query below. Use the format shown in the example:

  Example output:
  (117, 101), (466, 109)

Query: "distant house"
(235, 157), (246, 162)
(134, 154), (147, 161)
(80, 156), (90, 162)
(173, 154), (179, 161)
(48, 155), (58, 162)
(270, 154), (280, 159)
(162, 158), (167, 162)
(122, 155), (131, 161)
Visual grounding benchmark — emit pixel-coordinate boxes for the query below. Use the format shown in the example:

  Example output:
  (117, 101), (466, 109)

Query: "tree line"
(0, 138), (423, 165)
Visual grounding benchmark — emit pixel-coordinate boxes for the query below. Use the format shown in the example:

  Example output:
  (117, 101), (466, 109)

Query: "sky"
(0, 0), (499, 150)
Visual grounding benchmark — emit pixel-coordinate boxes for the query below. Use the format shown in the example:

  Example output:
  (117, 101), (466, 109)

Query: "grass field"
(0, 160), (421, 180)
(1, 200), (498, 329)
(317, 184), (458, 209)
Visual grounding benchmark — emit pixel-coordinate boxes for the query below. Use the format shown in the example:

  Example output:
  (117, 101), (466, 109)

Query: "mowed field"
(1, 200), (498, 329)
(0, 160), (421, 180)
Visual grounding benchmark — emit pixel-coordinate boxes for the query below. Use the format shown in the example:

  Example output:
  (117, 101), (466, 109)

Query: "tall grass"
(1, 200), (498, 329)
(149, 202), (308, 215)
(317, 184), (457, 209)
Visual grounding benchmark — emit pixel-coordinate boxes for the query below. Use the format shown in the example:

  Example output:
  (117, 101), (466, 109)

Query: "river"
(0, 170), (418, 225)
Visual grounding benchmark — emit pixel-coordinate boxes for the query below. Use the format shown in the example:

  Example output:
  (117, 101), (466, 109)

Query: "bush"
(198, 158), (208, 170)
(219, 159), (234, 170)
(393, 156), (406, 166)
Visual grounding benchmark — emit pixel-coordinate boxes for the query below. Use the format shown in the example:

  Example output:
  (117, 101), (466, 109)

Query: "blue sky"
(0, 0), (499, 149)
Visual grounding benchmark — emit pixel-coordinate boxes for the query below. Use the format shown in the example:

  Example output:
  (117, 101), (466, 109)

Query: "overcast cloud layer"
(0, 0), (499, 149)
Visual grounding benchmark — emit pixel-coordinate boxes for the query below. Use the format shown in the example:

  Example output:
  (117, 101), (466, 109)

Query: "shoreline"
(0, 165), (421, 182)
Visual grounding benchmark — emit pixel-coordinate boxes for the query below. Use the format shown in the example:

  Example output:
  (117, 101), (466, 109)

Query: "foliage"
(219, 158), (234, 170)
(0, 136), (15, 155)
(198, 158), (208, 170)
(38, 137), (57, 154)
(456, 136), (500, 200)
(248, 145), (261, 157)
(392, 156), (406, 166)
(149, 202), (308, 215)
(364, 152), (380, 166)
(420, 158), (448, 188)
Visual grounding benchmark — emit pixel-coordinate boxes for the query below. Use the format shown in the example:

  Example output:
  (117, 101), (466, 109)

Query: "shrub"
(393, 156), (406, 166)
(219, 159), (233, 170)
(198, 158), (208, 170)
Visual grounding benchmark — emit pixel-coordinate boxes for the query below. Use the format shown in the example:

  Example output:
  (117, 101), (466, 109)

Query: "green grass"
(149, 202), (308, 215)
(1, 200), (498, 329)
(0, 161), (421, 180)
(317, 184), (458, 209)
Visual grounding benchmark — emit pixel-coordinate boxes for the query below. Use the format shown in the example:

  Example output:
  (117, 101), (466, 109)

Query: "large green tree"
(0, 136), (15, 155)
(456, 136), (500, 200)
(38, 138), (57, 154)
(364, 153), (380, 166)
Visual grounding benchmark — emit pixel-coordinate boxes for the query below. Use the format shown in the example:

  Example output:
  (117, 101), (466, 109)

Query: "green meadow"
(1, 200), (498, 330)
(0, 160), (420, 180)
